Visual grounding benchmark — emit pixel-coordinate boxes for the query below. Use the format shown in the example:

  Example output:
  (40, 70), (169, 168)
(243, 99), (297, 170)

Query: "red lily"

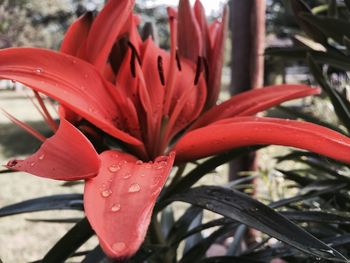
(2, 0), (350, 259)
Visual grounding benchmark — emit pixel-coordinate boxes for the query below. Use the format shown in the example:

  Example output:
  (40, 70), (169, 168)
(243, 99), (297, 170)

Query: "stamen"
(202, 57), (209, 82)
(157, 56), (165, 86)
(1, 108), (46, 142)
(127, 41), (141, 65)
(130, 51), (136, 78)
(128, 42), (142, 78)
(194, 56), (202, 85)
(175, 50), (182, 71)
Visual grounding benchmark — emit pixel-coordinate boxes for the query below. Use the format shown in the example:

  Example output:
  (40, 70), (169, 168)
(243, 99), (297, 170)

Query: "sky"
(144, 0), (227, 15)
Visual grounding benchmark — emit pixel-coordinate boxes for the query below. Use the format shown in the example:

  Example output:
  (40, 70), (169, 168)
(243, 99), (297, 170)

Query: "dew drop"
(128, 183), (141, 193)
(111, 203), (121, 212)
(112, 242), (126, 253)
(118, 160), (127, 166)
(72, 59), (77, 64)
(123, 173), (132, 179)
(135, 160), (143, 165)
(108, 164), (120, 173)
(101, 189), (112, 197)
(140, 173), (146, 177)
(34, 67), (44, 74)
(84, 73), (89, 79)
(38, 154), (45, 160)
(152, 187), (162, 196)
(30, 162), (36, 167)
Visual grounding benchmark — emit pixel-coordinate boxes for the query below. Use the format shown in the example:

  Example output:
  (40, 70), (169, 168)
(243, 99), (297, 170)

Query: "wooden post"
(228, 0), (266, 180)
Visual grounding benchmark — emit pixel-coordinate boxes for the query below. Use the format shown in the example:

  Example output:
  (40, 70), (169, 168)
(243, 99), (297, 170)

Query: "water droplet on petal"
(152, 187), (162, 196)
(84, 73), (89, 79)
(112, 242), (126, 253)
(101, 189), (112, 197)
(34, 67), (44, 74)
(140, 173), (146, 177)
(30, 162), (36, 167)
(128, 183), (141, 193)
(111, 203), (121, 212)
(38, 154), (45, 160)
(72, 59), (77, 64)
(88, 106), (95, 113)
(123, 173), (132, 179)
(108, 164), (120, 173)
(136, 160), (143, 165)
(118, 160), (127, 166)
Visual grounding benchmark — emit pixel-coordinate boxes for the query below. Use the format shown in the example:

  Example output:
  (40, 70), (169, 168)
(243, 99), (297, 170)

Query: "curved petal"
(86, 0), (135, 70)
(174, 116), (350, 164)
(177, 0), (202, 62)
(206, 6), (228, 108)
(190, 84), (320, 130)
(60, 12), (93, 58)
(0, 47), (141, 146)
(6, 119), (100, 180)
(84, 150), (175, 259)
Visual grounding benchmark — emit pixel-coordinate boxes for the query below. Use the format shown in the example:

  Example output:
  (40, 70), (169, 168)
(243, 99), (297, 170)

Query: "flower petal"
(190, 84), (320, 130)
(174, 116), (350, 164)
(86, 0), (135, 70)
(0, 47), (141, 146)
(177, 0), (202, 62)
(6, 119), (100, 180)
(84, 150), (175, 259)
(60, 12), (93, 57)
(206, 6), (228, 108)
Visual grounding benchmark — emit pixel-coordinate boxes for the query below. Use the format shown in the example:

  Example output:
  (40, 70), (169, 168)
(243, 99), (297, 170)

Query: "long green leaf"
(166, 186), (348, 262)
(308, 55), (350, 132)
(42, 217), (94, 263)
(0, 194), (83, 216)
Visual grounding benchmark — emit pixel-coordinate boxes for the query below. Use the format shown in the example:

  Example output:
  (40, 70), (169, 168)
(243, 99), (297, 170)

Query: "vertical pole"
(228, 0), (266, 180)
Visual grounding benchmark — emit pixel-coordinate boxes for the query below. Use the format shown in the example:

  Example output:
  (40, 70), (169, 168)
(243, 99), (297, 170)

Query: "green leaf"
(300, 13), (350, 44)
(179, 225), (236, 263)
(160, 146), (262, 203)
(42, 218), (94, 263)
(290, 0), (328, 45)
(308, 55), (350, 132)
(0, 194), (83, 216)
(281, 211), (350, 224)
(167, 186), (348, 262)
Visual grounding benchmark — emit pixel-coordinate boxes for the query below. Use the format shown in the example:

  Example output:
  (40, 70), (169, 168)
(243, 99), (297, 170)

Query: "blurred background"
(1, 0), (347, 262)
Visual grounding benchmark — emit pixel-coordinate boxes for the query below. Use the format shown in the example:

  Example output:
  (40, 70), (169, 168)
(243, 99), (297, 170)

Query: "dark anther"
(194, 56), (202, 85)
(130, 51), (136, 78)
(202, 57), (209, 82)
(127, 41), (141, 65)
(157, 56), (165, 86)
(175, 50), (182, 71)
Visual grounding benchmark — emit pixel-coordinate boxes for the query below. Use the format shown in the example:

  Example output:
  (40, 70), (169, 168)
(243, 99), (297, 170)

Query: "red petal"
(194, 0), (209, 57)
(60, 12), (93, 57)
(84, 150), (175, 259)
(0, 47), (141, 146)
(6, 119), (100, 180)
(86, 0), (135, 70)
(177, 0), (202, 62)
(191, 84), (320, 130)
(59, 11), (93, 125)
(174, 116), (350, 164)
(206, 6), (228, 108)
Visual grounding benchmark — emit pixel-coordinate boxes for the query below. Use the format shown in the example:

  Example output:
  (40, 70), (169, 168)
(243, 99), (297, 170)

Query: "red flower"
(2, 0), (350, 259)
